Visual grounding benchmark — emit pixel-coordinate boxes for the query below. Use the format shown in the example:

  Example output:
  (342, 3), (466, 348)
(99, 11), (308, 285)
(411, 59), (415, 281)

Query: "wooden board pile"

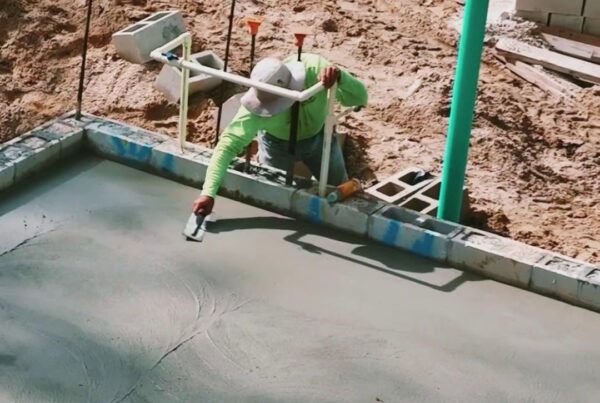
(495, 27), (600, 102)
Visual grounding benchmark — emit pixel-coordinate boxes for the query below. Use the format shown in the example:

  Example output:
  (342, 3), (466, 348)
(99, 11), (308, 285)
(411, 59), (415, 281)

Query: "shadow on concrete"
(209, 216), (482, 293)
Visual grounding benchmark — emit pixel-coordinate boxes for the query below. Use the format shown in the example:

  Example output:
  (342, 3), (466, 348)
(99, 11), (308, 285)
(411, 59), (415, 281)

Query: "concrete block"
(1, 135), (61, 183)
(292, 187), (385, 236)
(33, 122), (84, 157)
(530, 254), (599, 306)
(515, 0), (584, 15)
(149, 141), (210, 186)
(448, 229), (546, 287)
(368, 205), (464, 261)
(583, 18), (600, 36)
(578, 267), (600, 310)
(365, 167), (433, 205)
(399, 193), (437, 216)
(584, 1), (600, 18)
(155, 51), (225, 102)
(550, 13), (585, 32)
(112, 10), (186, 64)
(515, 9), (550, 24)
(85, 120), (166, 167)
(0, 160), (15, 192)
(221, 165), (297, 214)
(414, 179), (469, 219)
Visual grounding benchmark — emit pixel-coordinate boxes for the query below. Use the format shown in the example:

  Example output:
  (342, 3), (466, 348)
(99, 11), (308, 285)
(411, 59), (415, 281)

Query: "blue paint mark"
(110, 136), (152, 163)
(111, 136), (126, 156)
(411, 232), (435, 258)
(308, 197), (322, 223)
(162, 153), (175, 172)
(383, 221), (400, 246)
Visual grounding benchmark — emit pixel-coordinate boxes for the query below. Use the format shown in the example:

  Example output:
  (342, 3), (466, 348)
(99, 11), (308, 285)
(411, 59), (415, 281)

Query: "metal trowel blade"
(183, 213), (214, 242)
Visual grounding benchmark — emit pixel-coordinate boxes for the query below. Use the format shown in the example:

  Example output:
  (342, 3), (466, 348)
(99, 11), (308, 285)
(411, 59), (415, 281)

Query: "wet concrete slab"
(0, 155), (599, 402)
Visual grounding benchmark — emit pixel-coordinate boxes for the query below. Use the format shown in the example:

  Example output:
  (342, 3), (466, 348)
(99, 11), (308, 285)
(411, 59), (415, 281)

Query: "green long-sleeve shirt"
(201, 53), (368, 198)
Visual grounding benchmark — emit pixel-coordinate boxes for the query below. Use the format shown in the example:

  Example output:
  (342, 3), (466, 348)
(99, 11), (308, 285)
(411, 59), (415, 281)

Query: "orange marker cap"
(245, 16), (264, 36)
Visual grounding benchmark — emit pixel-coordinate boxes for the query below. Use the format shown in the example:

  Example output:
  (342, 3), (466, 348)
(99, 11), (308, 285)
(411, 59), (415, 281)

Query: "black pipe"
(285, 44), (303, 186)
(214, 0), (237, 147)
(244, 33), (257, 173)
(75, 0), (93, 120)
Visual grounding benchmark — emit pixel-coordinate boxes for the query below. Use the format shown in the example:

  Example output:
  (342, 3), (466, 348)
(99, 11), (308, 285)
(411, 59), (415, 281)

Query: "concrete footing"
(1, 112), (598, 313)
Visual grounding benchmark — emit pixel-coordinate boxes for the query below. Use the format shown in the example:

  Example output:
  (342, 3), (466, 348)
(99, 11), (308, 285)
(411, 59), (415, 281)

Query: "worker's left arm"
(334, 68), (368, 107)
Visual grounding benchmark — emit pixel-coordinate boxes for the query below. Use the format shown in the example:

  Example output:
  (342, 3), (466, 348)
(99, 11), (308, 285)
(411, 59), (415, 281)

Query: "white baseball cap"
(241, 58), (306, 117)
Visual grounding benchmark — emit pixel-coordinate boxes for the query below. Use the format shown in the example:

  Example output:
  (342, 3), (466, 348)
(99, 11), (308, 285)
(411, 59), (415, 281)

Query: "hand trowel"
(183, 213), (215, 242)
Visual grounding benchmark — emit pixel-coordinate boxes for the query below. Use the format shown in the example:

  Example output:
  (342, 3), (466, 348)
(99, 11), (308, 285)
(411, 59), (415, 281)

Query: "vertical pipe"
(244, 33), (257, 173)
(178, 36), (192, 153)
(318, 83), (337, 197)
(75, 0), (93, 120)
(285, 41), (304, 186)
(438, 0), (490, 222)
(214, 0), (237, 147)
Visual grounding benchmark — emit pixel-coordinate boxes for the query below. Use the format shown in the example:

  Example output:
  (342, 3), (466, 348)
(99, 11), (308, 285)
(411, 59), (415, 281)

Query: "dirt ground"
(1, 0), (599, 263)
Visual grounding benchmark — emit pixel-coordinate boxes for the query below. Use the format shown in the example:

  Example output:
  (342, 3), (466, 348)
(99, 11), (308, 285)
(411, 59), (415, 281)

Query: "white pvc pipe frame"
(150, 33), (336, 197)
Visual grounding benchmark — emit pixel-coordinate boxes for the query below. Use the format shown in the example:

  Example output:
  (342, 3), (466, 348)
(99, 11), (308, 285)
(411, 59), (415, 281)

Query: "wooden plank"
(540, 26), (600, 48)
(495, 38), (600, 84)
(499, 56), (577, 102)
(542, 32), (600, 63)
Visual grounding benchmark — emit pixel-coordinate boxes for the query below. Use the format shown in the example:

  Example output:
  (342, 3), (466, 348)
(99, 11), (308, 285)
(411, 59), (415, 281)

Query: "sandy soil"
(1, 0), (599, 263)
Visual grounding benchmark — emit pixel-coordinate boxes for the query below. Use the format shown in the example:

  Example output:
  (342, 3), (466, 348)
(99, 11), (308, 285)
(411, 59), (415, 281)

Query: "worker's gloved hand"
(320, 66), (340, 89)
(192, 195), (214, 216)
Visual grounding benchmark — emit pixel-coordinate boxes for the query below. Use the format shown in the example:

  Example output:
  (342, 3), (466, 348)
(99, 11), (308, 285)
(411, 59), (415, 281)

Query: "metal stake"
(75, 0), (93, 120)
(214, 0), (237, 147)
(285, 32), (306, 186)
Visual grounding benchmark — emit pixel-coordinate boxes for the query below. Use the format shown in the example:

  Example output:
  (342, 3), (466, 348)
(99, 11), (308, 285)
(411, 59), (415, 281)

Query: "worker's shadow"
(208, 216), (480, 293)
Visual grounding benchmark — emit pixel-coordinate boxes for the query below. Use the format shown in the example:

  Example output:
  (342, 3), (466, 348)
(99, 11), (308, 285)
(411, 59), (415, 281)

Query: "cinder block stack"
(515, 0), (600, 36)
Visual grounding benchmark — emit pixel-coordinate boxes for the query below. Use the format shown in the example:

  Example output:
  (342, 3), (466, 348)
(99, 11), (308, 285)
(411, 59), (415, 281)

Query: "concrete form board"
(583, 18), (600, 36)
(368, 205), (464, 262)
(584, 0), (600, 18)
(292, 187), (385, 236)
(550, 13), (585, 32)
(112, 10), (186, 64)
(448, 229), (547, 287)
(515, 0), (584, 15)
(155, 51), (224, 102)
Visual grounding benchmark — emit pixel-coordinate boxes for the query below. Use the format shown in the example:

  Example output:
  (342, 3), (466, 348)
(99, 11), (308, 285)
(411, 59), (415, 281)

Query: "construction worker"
(192, 53), (368, 216)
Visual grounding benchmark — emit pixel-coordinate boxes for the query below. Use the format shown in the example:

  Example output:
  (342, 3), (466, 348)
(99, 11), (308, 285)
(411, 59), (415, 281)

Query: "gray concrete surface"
(0, 155), (599, 403)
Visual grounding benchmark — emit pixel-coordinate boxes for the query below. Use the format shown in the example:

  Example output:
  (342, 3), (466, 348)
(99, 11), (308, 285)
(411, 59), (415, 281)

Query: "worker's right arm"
(193, 109), (259, 215)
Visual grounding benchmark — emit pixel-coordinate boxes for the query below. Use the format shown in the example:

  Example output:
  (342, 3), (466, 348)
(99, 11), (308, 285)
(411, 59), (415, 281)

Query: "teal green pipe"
(438, 0), (489, 222)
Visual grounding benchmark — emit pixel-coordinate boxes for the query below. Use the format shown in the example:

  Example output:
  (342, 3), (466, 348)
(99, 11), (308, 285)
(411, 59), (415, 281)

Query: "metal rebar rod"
(75, 0), (93, 120)
(214, 0), (237, 147)
(285, 44), (303, 186)
(244, 33), (257, 173)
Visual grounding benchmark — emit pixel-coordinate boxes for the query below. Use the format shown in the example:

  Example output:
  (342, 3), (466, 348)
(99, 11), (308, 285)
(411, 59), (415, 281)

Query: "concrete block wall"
(2, 112), (599, 313)
(516, 0), (600, 36)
